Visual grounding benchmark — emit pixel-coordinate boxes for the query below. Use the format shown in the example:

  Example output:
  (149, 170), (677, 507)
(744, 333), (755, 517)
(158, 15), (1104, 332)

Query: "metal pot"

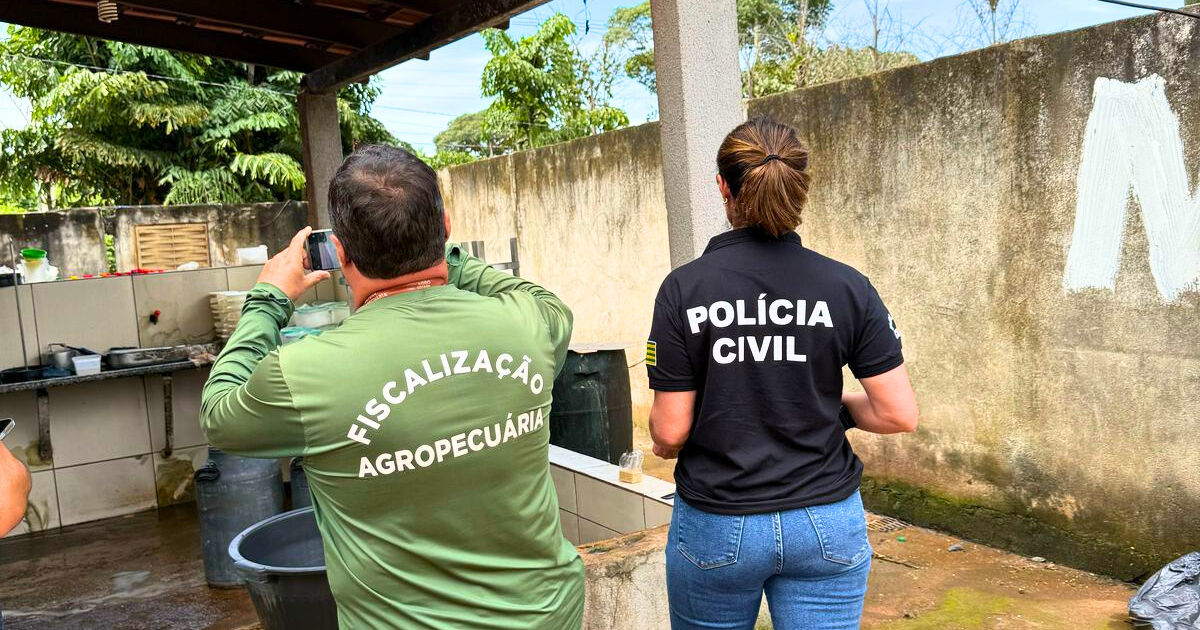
(46, 344), (80, 371)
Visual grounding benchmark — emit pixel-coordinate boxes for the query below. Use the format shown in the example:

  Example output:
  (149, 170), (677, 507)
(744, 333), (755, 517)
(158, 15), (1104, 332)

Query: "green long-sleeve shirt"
(200, 245), (583, 630)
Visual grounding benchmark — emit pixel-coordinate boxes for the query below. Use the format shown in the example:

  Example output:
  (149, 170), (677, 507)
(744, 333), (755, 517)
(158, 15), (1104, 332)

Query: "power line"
(1091, 0), (1200, 19)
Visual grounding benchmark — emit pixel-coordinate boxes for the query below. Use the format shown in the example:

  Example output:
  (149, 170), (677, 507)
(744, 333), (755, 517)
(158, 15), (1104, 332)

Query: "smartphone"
(306, 229), (340, 271)
(0, 418), (14, 441)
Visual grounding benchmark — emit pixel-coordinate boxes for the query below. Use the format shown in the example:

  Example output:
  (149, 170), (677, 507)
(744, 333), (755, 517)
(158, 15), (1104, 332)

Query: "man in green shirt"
(201, 145), (584, 629)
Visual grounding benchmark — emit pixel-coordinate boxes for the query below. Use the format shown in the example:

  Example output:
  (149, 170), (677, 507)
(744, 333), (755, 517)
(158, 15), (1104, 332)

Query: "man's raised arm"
(447, 244), (573, 372)
(200, 228), (329, 458)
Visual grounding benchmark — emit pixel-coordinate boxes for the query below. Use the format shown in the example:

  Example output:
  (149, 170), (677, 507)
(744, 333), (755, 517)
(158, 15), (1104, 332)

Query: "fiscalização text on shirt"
(346, 348), (550, 478)
(674, 294), (835, 365)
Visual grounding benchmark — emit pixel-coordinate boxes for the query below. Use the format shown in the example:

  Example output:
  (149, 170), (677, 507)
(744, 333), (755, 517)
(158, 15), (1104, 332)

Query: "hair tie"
(758, 154), (781, 166)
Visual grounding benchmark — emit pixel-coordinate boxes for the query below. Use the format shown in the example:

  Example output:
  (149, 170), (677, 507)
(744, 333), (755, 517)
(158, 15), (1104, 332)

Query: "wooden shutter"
(134, 223), (211, 270)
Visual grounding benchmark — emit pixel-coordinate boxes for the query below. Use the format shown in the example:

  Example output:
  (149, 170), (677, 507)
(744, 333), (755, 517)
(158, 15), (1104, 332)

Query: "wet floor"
(0, 504), (258, 630)
(0, 435), (1137, 630)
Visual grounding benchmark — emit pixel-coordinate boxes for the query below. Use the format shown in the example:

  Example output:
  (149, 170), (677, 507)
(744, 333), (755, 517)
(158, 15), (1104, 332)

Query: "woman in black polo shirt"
(647, 117), (918, 630)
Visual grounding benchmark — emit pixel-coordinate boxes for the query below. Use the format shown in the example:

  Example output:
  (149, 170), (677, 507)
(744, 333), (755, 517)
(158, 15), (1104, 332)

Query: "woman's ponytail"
(716, 118), (812, 237)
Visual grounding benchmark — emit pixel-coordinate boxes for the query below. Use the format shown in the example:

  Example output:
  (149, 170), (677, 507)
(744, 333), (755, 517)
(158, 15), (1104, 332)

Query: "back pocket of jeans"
(804, 493), (870, 566)
(674, 500), (744, 570)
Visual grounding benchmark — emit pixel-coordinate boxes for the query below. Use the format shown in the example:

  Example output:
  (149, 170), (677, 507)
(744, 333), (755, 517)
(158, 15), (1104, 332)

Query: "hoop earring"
(723, 197), (729, 205)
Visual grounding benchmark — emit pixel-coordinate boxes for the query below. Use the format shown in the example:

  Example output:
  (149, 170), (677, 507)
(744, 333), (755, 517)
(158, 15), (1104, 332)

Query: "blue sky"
(0, 0), (1160, 148)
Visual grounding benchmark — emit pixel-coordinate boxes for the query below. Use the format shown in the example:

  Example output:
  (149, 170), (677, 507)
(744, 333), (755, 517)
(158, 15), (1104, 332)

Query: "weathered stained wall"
(111, 201), (306, 272)
(0, 202), (306, 277)
(444, 12), (1200, 579)
(749, 11), (1200, 580)
(439, 122), (671, 421)
(0, 210), (106, 277)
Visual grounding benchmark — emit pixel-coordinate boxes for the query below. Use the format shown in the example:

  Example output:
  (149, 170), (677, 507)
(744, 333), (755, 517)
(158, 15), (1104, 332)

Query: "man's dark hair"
(328, 144), (445, 279)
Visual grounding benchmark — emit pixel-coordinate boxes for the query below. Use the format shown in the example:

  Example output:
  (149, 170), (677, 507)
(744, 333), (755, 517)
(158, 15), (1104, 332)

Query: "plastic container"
(280, 327), (320, 346)
(229, 507), (338, 630)
(237, 245), (269, 265)
(292, 304), (333, 329)
(71, 354), (101, 375)
(548, 347), (634, 465)
(619, 450), (644, 484)
(195, 448), (284, 587)
(328, 302), (350, 325)
(211, 291), (248, 341)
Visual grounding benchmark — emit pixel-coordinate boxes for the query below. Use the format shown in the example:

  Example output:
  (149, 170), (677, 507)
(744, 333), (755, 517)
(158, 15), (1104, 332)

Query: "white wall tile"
(550, 465), (576, 513)
(146, 367), (210, 452)
(48, 378), (151, 467)
(644, 497), (673, 528)
(4, 470), (59, 537)
(153, 445), (207, 507)
(577, 517), (621, 545)
(225, 265), (264, 292)
(559, 509), (580, 546)
(575, 474), (646, 534)
(31, 276), (138, 357)
(0, 390), (51, 471)
(0, 285), (37, 367)
(56, 455), (156, 526)
(132, 268), (228, 347)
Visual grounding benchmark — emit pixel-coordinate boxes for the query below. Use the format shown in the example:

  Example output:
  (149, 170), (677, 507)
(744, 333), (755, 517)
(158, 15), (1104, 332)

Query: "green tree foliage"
(0, 27), (393, 208)
(424, 13), (629, 168)
(478, 14), (628, 151)
(604, 2), (655, 92)
(604, 0), (917, 98)
(434, 110), (503, 156)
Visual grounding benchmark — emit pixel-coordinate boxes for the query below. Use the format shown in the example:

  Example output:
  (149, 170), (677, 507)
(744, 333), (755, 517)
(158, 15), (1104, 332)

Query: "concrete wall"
(754, 12), (1200, 580)
(438, 122), (672, 422)
(110, 201), (306, 272)
(0, 202), (306, 277)
(445, 12), (1200, 580)
(0, 210), (106, 278)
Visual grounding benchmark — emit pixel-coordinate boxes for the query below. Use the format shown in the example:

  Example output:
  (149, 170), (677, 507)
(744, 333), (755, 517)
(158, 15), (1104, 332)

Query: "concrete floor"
(0, 499), (1136, 630)
(0, 504), (258, 630)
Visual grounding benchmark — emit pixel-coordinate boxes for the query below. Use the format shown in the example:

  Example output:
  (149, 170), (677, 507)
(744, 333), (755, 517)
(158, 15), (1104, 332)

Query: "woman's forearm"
(842, 391), (917, 434)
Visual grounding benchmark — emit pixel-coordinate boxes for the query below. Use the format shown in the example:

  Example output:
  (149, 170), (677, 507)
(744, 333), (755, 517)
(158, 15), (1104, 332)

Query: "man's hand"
(257, 227), (331, 302)
(652, 443), (679, 460)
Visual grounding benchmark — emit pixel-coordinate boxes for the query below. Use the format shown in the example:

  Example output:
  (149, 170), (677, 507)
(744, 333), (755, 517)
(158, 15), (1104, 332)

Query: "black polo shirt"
(647, 227), (904, 515)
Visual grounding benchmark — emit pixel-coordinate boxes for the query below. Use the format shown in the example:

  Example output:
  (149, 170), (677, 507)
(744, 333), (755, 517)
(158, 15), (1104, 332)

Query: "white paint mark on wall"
(1064, 74), (1200, 301)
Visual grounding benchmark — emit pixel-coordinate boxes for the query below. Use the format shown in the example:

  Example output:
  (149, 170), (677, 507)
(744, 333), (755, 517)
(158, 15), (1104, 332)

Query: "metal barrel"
(290, 457), (312, 510)
(195, 447), (284, 587)
(548, 348), (634, 464)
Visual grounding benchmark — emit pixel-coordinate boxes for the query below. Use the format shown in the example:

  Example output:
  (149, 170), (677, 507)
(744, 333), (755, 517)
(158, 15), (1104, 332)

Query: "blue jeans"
(666, 491), (872, 630)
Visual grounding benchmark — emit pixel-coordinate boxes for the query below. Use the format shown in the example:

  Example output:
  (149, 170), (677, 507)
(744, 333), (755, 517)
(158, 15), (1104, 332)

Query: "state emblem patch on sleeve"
(645, 340), (657, 366)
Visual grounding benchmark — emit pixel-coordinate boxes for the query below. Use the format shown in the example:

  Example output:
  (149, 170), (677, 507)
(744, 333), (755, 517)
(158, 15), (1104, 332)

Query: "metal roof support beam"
(302, 0), (546, 93)
(0, 0), (341, 72)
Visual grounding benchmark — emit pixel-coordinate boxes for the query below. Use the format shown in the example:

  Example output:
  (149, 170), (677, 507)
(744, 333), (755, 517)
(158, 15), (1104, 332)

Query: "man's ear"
(444, 212), (452, 241)
(331, 233), (351, 269)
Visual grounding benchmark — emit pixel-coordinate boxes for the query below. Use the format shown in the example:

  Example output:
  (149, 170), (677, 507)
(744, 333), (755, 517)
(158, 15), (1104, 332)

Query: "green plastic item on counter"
(20, 248), (46, 260)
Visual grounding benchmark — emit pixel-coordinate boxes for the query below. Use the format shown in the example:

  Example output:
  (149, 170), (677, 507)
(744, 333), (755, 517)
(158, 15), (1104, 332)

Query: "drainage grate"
(867, 515), (911, 533)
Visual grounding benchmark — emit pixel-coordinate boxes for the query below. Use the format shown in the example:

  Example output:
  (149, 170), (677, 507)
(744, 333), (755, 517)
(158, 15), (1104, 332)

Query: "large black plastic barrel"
(229, 507), (338, 630)
(195, 448), (284, 587)
(290, 457), (312, 510)
(548, 346), (633, 464)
